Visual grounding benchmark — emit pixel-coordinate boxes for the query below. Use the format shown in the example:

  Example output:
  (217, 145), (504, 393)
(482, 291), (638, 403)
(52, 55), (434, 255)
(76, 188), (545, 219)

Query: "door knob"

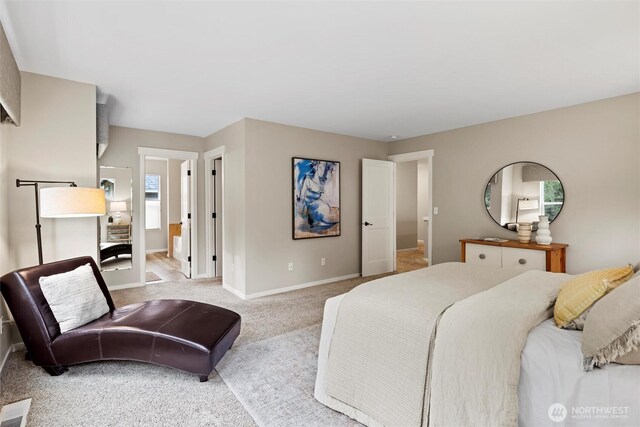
(363, 221), (373, 226)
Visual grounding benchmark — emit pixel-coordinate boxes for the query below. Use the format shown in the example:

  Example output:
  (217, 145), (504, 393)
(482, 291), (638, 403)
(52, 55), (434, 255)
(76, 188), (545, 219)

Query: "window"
(540, 180), (563, 219)
(145, 174), (161, 230)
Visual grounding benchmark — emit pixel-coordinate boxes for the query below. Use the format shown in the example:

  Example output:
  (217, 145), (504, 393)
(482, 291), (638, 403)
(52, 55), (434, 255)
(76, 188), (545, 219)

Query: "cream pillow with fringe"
(582, 276), (640, 370)
(554, 265), (634, 328)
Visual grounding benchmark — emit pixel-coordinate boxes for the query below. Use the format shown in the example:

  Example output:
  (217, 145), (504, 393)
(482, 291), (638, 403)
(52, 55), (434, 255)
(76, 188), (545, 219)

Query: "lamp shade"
(519, 199), (539, 210)
(110, 201), (127, 213)
(40, 187), (106, 218)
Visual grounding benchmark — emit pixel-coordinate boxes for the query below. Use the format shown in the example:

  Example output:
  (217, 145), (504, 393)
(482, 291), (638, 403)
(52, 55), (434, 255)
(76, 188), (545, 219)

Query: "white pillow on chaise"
(39, 263), (110, 333)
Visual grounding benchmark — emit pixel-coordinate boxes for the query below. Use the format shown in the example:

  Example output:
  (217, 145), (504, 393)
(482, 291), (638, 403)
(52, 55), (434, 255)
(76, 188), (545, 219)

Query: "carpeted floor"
(0, 274), (390, 426)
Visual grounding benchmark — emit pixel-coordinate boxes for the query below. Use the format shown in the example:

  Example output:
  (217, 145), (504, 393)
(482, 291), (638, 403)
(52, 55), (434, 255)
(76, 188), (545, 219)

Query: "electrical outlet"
(288, 262), (294, 271)
(321, 257), (326, 266)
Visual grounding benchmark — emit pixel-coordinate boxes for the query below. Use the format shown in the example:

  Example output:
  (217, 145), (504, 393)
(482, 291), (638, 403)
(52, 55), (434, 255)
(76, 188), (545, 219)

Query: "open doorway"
(388, 150), (434, 272)
(394, 160), (429, 273)
(138, 147), (199, 285)
(143, 157), (191, 283)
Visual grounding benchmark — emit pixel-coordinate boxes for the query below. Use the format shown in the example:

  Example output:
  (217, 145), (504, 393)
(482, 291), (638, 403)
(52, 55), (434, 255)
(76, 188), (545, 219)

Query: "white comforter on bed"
(315, 275), (640, 427)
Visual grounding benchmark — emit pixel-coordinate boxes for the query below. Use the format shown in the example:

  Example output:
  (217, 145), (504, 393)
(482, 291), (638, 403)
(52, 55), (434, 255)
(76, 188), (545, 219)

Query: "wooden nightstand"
(460, 239), (568, 273)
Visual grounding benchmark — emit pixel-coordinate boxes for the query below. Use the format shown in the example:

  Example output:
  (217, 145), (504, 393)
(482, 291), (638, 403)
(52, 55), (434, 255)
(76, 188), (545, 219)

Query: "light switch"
(433, 207), (439, 215)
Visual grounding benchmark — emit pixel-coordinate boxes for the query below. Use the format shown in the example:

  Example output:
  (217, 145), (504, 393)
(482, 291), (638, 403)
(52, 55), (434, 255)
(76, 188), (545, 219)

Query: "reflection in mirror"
(99, 166), (133, 271)
(484, 162), (564, 230)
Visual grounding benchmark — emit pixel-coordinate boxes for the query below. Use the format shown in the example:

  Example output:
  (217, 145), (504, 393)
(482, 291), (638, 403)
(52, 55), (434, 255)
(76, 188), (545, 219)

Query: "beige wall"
(396, 161), (418, 250)
(389, 93), (640, 274)
(98, 126), (206, 287)
(243, 119), (388, 296)
(6, 73), (97, 269)
(1, 72), (97, 351)
(205, 118), (389, 297)
(205, 119), (247, 294)
(144, 159), (168, 251)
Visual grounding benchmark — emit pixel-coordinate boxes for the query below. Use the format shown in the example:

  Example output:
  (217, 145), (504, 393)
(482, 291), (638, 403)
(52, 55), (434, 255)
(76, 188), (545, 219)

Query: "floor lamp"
(16, 179), (106, 265)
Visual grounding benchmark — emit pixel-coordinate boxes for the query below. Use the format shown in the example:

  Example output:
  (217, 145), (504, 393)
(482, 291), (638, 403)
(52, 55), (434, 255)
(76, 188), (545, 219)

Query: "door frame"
(387, 149), (434, 268)
(204, 146), (225, 278)
(138, 147), (199, 285)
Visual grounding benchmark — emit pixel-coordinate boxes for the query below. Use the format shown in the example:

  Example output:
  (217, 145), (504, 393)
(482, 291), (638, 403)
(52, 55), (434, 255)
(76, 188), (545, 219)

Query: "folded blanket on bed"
(325, 263), (522, 427)
(428, 270), (568, 427)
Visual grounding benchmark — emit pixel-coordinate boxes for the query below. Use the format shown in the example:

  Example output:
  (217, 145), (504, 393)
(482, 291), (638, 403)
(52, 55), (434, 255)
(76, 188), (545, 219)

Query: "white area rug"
(217, 325), (361, 427)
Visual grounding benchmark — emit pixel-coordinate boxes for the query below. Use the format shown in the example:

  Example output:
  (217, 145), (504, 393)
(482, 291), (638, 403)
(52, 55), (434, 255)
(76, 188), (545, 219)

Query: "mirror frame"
(484, 161), (565, 230)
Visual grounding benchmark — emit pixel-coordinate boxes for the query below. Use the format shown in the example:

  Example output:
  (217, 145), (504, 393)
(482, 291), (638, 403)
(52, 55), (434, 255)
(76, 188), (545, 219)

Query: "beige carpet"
(0, 274), (382, 426)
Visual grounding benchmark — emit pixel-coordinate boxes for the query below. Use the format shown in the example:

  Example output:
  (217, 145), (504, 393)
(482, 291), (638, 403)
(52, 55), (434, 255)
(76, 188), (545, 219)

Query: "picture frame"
(292, 157), (341, 239)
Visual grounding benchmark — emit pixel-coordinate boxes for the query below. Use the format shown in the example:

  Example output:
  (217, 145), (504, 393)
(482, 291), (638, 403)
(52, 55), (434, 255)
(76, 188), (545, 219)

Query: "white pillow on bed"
(582, 276), (640, 370)
(39, 263), (110, 333)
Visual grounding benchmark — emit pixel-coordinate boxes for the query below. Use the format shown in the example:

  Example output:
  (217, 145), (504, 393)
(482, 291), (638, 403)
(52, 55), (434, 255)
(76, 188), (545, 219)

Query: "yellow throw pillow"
(554, 265), (634, 328)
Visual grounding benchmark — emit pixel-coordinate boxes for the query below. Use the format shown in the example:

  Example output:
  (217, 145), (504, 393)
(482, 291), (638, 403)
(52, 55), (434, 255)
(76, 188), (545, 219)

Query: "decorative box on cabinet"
(460, 239), (567, 273)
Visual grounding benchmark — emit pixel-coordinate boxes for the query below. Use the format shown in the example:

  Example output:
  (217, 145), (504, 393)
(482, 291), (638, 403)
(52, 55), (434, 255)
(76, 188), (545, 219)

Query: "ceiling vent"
(96, 103), (109, 159)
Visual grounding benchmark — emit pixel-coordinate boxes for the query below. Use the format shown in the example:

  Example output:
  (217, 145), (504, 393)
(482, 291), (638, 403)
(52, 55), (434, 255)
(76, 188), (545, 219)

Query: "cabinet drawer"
(465, 244), (502, 268)
(502, 248), (546, 272)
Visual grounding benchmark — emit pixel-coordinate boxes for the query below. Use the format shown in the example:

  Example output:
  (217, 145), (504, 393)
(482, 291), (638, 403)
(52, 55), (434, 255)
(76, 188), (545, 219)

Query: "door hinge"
(187, 256), (191, 262)
(212, 212), (216, 219)
(187, 170), (191, 176)
(212, 169), (216, 176)
(187, 213), (191, 219)
(212, 255), (217, 261)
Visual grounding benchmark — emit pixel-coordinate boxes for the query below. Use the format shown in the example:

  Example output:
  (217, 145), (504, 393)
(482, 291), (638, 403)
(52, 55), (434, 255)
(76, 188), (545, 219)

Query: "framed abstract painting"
(292, 157), (341, 239)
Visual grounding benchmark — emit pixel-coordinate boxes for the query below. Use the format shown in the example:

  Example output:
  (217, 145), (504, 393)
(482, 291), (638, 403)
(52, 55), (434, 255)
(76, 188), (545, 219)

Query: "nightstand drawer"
(460, 239), (567, 273)
(502, 247), (545, 271)
(465, 244), (502, 268)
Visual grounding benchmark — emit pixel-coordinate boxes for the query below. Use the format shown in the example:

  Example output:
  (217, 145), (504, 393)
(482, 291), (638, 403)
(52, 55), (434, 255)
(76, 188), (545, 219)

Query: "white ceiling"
(1, 1), (638, 140)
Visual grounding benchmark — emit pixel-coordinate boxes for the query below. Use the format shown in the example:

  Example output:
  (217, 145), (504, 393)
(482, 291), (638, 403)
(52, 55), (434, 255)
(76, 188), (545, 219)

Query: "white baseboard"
(192, 273), (209, 279)
(222, 283), (246, 299)
(1, 342), (25, 374)
(108, 282), (145, 291)
(145, 248), (168, 254)
(223, 273), (361, 301)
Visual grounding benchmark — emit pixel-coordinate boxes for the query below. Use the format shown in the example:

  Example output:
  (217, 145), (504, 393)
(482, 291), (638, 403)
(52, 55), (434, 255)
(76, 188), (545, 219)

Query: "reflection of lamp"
(17, 179), (106, 265)
(110, 201), (127, 225)
(515, 198), (539, 223)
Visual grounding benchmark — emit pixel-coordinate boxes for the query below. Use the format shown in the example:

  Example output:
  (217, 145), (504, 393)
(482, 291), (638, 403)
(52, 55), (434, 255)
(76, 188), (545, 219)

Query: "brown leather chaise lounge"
(0, 256), (241, 382)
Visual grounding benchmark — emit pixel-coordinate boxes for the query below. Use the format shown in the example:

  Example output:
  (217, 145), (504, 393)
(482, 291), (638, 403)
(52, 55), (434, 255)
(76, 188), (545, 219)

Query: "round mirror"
(484, 162), (564, 230)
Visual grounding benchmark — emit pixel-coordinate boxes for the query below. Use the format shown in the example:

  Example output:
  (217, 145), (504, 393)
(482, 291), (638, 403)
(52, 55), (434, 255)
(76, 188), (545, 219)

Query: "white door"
(362, 159), (395, 277)
(180, 160), (192, 278)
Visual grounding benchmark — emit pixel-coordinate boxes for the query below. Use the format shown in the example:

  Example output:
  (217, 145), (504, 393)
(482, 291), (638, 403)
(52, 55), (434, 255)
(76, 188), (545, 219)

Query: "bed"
(99, 242), (132, 262)
(315, 263), (640, 427)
